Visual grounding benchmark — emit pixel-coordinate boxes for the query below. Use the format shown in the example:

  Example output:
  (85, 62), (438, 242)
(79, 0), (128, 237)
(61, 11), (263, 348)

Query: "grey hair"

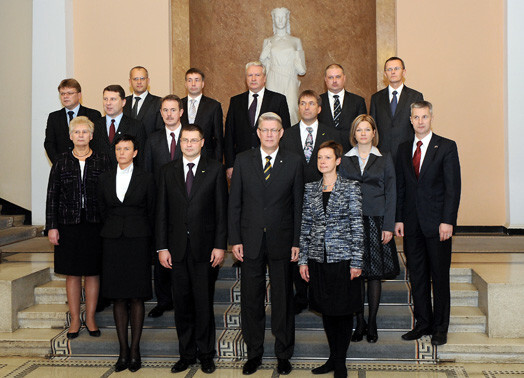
(245, 61), (266, 75)
(410, 100), (433, 116)
(69, 116), (94, 135)
(257, 112), (282, 128)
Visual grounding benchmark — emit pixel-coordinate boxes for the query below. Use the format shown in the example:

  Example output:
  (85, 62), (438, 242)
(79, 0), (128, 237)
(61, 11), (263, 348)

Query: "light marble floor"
(1, 357), (524, 377)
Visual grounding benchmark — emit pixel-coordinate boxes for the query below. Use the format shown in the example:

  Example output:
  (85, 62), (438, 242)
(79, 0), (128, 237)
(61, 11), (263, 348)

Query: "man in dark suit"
(92, 85), (146, 167)
(318, 64), (367, 152)
(44, 78), (101, 164)
(224, 61), (291, 179)
(181, 68), (224, 162)
(394, 101), (461, 346)
(229, 112), (303, 375)
(370, 57), (424, 162)
(123, 66), (163, 137)
(280, 89), (339, 314)
(143, 94), (184, 318)
(157, 124), (228, 374)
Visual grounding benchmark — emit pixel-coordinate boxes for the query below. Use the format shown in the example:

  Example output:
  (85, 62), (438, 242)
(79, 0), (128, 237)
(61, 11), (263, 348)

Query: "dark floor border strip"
(455, 225), (524, 235)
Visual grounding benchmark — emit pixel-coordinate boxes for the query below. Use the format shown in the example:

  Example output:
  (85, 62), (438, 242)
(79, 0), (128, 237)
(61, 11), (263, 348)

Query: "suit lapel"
(349, 156), (362, 177)
(418, 134), (439, 180)
(122, 167), (140, 203)
(189, 157), (207, 200)
(137, 94), (152, 120)
(251, 149), (267, 185)
(172, 159), (188, 200)
(364, 154), (378, 174)
(394, 86), (410, 119)
(267, 149), (285, 187)
(379, 89), (393, 120)
(194, 96), (208, 125)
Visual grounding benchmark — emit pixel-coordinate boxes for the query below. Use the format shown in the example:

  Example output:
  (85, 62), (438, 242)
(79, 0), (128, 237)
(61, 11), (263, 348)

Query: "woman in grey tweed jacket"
(299, 141), (364, 378)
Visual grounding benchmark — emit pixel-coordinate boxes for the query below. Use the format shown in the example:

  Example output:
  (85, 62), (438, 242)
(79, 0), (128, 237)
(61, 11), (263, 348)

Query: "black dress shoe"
(242, 357), (262, 375)
(66, 330), (79, 339)
(148, 305), (172, 318)
(366, 323), (378, 343)
(431, 331), (447, 346)
(277, 358), (292, 375)
(84, 324), (101, 337)
(401, 327), (432, 341)
(171, 358), (196, 373)
(200, 358), (216, 374)
(128, 356), (141, 372)
(114, 356), (128, 372)
(351, 322), (367, 342)
(312, 359), (334, 374)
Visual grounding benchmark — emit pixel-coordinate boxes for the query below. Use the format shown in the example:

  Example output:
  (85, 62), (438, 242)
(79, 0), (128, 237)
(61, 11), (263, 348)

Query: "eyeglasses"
(385, 67), (403, 72)
(180, 138), (202, 144)
(132, 77), (148, 82)
(258, 128), (282, 135)
(60, 91), (78, 96)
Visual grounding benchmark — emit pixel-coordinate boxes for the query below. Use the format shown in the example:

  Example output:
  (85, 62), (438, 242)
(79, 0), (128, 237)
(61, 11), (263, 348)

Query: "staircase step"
(448, 307), (486, 333)
(0, 226), (44, 247)
(18, 304), (69, 329)
(35, 280), (68, 304)
(0, 328), (61, 356)
(449, 283), (478, 306)
(0, 236), (53, 254)
(450, 268), (472, 283)
(0, 216), (13, 230)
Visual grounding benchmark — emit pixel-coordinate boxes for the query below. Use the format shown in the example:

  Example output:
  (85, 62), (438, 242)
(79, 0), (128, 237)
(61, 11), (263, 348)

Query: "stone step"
(449, 282), (478, 307)
(437, 332), (524, 362)
(448, 306), (486, 333)
(0, 328), (61, 357)
(35, 280), (69, 304)
(0, 226), (44, 247)
(0, 216), (13, 230)
(0, 236), (53, 254)
(450, 267), (472, 283)
(18, 304), (69, 329)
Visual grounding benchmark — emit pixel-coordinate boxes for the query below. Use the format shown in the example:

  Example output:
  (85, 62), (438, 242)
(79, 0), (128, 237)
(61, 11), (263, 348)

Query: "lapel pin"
(434, 145), (438, 149)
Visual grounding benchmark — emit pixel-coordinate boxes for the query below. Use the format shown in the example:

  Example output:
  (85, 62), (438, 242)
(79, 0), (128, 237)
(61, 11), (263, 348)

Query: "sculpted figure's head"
(271, 8), (290, 34)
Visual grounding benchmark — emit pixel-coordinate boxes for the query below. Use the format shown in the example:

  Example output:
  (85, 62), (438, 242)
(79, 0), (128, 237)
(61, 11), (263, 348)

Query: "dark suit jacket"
(181, 95), (224, 162)
(44, 105), (102, 164)
(91, 114), (146, 167)
(144, 128), (182, 182)
(370, 85), (423, 162)
(279, 122), (339, 183)
(97, 166), (156, 238)
(228, 148), (303, 259)
(339, 152), (396, 232)
(318, 90), (367, 152)
(224, 89), (291, 168)
(395, 133), (461, 238)
(156, 156), (228, 262)
(123, 93), (163, 136)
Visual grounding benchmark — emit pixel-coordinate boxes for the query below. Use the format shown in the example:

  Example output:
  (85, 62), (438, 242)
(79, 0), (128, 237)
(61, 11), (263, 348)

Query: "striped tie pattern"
(333, 95), (341, 128)
(264, 156), (272, 181)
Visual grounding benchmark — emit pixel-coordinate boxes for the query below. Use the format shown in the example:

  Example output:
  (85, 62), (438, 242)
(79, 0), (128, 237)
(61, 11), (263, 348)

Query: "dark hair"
(103, 85), (125, 100)
(161, 94), (183, 109)
(58, 79), (81, 92)
(185, 68), (205, 81)
(114, 134), (138, 150)
(298, 89), (322, 107)
(181, 124), (204, 139)
(350, 114), (379, 147)
(129, 66), (149, 77)
(384, 56), (405, 70)
(318, 140), (343, 159)
(324, 63), (345, 75)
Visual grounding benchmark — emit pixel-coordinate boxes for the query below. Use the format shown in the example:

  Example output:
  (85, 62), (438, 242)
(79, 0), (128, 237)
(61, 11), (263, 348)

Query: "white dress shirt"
(328, 90), (345, 117)
(106, 113), (124, 135)
(412, 131), (433, 170)
(299, 120), (319, 148)
(116, 163), (134, 202)
(260, 146), (278, 169)
(249, 87), (265, 124)
(165, 125), (182, 152)
(65, 104), (80, 125)
(183, 155), (201, 181)
(388, 84), (404, 103)
(132, 90), (149, 115)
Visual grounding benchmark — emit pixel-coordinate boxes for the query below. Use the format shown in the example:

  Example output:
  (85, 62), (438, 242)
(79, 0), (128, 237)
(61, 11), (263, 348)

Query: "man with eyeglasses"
(44, 79), (101, 164)
(224, 61), (291, 180)
(370, 57), (424, 162)
(229, 112), (303, 375)
(156, 123), (228, 374)
(123, 66), (163, 137)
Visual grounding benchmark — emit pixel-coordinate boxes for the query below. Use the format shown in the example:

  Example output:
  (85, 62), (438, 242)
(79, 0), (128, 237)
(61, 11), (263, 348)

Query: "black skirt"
(308, 259), (362, 316)
(362, 216), (400, 280)
(102, 236), (152, 299)
(54, 213), (102, 276)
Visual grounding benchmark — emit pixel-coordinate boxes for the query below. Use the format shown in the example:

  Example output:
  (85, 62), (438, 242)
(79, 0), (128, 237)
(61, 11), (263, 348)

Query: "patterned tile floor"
(1, 358), (524, 377)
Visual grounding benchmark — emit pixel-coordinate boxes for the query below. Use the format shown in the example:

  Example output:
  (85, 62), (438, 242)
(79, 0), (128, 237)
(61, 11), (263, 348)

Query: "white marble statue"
(260, 7), (306, 125)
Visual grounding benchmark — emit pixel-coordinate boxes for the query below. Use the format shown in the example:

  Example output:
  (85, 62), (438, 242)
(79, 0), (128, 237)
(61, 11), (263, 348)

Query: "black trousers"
(154, 255), (173, 308)
(241, 234), (295, 360)
(171, 243), (218, 360)
(322, 314), (352, 363)
(404, 222), (452, 334)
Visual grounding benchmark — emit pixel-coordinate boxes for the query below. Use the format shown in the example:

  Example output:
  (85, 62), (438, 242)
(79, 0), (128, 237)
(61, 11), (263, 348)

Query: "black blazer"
(123, 93), (163, 136)
(370, 85), (423, 162)
(97, 166), (156, 238)
(279, 122), (340, 183)
(44, 105), (102, 164)
(91, 115), (146, 167)
(395, 133), (461, 238)
(156, 156), (228, 262)
(339, 151), (396, 232)
(181, 95), (224, 162)
(228, 148), (303, 259)
(318, 90), (367, 152)
(224, 89), (291, 168)
(144, 128), (182, 182)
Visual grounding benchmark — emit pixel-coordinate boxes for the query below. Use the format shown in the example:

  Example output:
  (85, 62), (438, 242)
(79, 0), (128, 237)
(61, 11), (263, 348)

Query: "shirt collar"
(299, 120), (318, 130)
(388, 83), (404, 96)
(65, 104), (81, 115)
(260, 146), (278, 162)
(183, 154), (201, 169)
(250, 87), (265, 98)
(107, 112), (124, 126)
(133, 90), (149, 101)
(345, 145), (382, 157)
(188, 93), (203, 103)
(117, 162), (134, 175)
(415, 130), (433, 146)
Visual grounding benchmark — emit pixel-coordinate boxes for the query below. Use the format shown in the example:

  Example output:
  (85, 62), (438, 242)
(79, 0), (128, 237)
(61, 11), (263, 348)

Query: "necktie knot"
(265, 156), (271, 163)
(392, 90), (398, 97)
(67, 111), (74, 121)
(253, 94), (259, 99)
(187, 162), (195, 170)
(417, 141), (423, 148)
(306, 127), (313, 134)
(333, 95), (339, 99)
(134, 96), (141, 102)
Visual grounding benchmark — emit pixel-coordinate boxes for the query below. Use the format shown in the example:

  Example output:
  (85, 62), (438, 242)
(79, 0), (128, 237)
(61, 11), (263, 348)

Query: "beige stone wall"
(397, 0), (505, 226)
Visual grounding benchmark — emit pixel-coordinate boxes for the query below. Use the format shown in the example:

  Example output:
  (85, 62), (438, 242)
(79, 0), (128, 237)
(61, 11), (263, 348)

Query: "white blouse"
(116, 163), (134, 202)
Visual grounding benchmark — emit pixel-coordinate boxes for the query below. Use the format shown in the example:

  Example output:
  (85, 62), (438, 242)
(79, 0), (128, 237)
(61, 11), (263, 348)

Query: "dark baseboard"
(456, 225), (524, 235)
(0, 198), (32, 225)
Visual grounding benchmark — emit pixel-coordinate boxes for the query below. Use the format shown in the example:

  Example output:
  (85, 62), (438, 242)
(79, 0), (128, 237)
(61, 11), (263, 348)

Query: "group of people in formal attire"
(44, 57), (461, 377)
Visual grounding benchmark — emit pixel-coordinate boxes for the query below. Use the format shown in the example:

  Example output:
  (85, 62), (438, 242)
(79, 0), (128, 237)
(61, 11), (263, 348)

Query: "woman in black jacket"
(46, 116), (111, 339)
(340, 114), (399, 344)
(97, 134), (155, 373)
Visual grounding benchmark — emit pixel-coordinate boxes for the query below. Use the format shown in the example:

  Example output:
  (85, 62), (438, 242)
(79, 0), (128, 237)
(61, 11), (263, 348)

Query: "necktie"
(109, 119), (116, 144)
(170, 132), (176, 160)
(304, 127), (314, 163)
(333, 95), (341, 128)
(390, 90), (398, 116)
(186, 162), (195, 195)
(264, 155), (272, 181)
(67, 111), (74, 123)
(189, 99), (197, 124)
(132, 97), (141, 118)
(413, 140), (422, 178)
(249, 94), (259, 128)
